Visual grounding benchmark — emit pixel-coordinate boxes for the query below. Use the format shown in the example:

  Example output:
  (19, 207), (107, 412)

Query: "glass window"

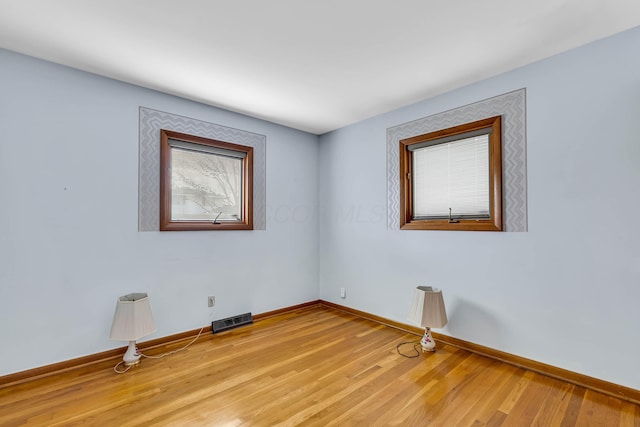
(400, 116), (502, 231)
(160, 130), (253, 231)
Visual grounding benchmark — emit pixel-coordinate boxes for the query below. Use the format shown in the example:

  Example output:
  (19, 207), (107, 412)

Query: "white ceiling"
(2, 1), (640, 134)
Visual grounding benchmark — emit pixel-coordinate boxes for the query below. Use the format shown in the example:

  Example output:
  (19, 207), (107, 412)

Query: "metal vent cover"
(212, 312), (253, 333)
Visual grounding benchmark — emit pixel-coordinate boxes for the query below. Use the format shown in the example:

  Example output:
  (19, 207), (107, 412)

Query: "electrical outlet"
(340, 287), (346, 298)
(208, 296), (215, 307)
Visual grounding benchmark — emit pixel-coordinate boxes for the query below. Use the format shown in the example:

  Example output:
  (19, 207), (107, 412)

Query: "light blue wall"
(0, 49), (319, 376)
(318, 26), (640, 389)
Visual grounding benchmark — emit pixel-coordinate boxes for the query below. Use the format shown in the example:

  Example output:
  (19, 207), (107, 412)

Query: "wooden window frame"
(159, 129), (253, 231)
(399, 116), (503, 231)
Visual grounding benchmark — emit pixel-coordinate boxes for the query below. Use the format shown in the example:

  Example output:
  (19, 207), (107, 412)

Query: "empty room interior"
(1, 1), (640, 425)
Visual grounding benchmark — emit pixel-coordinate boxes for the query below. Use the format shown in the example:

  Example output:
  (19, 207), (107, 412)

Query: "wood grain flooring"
(1, 306), (638, 426)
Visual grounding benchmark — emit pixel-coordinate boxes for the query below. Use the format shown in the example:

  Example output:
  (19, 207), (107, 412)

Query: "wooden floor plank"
(0, 306), (638, 426)
(502, 373), (559, 425)
(575, 389), (622, 426)
(560, 385), (588, 427)
(619, 401), (640, 427)
(531, 380), (575, 427)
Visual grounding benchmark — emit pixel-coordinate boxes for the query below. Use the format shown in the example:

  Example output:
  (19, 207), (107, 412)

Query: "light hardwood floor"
(1, 306), (638, 426)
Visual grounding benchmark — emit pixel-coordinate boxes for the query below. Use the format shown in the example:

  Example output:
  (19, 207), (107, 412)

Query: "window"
(159, 129), (253, 231)
(399, 116), (502, 231)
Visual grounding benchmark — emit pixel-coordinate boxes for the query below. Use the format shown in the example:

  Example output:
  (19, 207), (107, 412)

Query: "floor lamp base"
(420, 327), (437, 352)
(122, 340), (142, 366)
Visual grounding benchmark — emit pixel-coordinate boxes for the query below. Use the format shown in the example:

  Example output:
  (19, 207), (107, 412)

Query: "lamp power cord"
(113, 326), (205, 374)
(396, 340), (422, 358)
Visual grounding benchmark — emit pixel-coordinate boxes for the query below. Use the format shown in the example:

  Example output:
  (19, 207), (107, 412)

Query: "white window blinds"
(411, 134), (490, 219)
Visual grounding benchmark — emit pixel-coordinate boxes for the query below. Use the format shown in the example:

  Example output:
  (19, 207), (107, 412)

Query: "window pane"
(170, 147), (242, 221)
(413, 134), (489, 218)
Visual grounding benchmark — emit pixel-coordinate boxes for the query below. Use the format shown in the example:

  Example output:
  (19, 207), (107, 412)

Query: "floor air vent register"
(212, 312), (253, 333)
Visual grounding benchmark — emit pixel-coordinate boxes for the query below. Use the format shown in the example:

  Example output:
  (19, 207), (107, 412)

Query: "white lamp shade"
(408, 286), (448, 328)
(110, 293), (156, 341)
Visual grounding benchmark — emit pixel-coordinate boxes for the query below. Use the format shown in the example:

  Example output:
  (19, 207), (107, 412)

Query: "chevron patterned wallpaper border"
(386, 89), (527, 231)
(139, 107), (267, 231)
